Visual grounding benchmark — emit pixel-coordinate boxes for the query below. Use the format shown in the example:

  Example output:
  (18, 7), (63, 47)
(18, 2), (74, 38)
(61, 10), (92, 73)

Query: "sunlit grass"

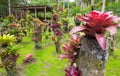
(17, 36), (67, 76)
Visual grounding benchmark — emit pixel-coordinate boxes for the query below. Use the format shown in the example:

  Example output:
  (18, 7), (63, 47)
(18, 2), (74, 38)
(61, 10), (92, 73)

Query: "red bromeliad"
(32, 37), (39, 42)
(70, 10), (120, 50)
(50, 22), (62, 37)
(33, 30), (39, 34)
(52, 13), (58, 21)
(59, 35), (80, 61)
(65, 66), (82, 76)
(50, 22), (60, 29)
(59, 35), (81, 76)
(55, 29), (62, 36)
(70, 35), (81, 46)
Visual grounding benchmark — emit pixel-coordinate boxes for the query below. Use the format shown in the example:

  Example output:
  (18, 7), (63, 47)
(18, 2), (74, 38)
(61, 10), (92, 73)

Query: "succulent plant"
(0, 34), (16, 46)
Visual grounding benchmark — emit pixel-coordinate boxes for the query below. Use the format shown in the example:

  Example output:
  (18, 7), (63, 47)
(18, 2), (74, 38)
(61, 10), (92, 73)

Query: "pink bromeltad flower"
(56, 22), (60, 27)
(32, 37), (39, 42)
(33, 30), (39, 34)
(62, 43), (74, 52)
(52, 13), (58, 20)
(59, 40), (79, 61)
(70, 10), (120, 50)
(50, 22), (60, 29)
(55, 29), (63, 36)
(65, 66), (82, 76)
(24, 54), (33, 61)
(50, 24), (56, 29)
(70, 35), (81, 46)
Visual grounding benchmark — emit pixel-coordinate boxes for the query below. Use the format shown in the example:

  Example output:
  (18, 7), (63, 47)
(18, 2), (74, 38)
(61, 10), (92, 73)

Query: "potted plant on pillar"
(0, 34), (19, 76)
(60, 11), (120, 76)
(32, 18), (45, 49)
(51, 13), (62, 53)
(61, 18), (69, 33)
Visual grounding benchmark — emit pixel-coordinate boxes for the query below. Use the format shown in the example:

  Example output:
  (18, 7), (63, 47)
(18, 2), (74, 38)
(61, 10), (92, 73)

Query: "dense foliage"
(0, 0), (28, 17)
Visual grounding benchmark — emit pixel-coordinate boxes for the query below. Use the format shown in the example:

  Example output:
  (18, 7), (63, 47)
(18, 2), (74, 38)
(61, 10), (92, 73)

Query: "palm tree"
(8, 0), (11, 15)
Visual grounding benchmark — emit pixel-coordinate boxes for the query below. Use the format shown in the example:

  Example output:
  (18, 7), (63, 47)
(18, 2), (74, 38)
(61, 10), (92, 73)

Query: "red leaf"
(59, 54), (68, 60)
(95, 34), (106, 50)
(70, 34), (81, 45)
(77, 16), (88, 22)
(65, 66), (82, 76)
(106, 26), (117, 35)
(90, 10), (101, 16)
(62, 43), (73, 52)
(69, 26), (86, 35)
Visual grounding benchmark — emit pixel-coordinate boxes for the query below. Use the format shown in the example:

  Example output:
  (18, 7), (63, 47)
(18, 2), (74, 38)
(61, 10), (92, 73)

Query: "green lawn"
(16, 35), (67, 76)
(0, 33), (120, 76)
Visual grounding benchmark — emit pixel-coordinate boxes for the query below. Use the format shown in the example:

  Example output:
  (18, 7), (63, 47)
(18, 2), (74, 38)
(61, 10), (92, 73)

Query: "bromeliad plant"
(60, 10), (120, 76)
(51, 13), (63, 53)
(61, 18), (69, 33)
(70, 10), (120, 50)
(0, 34), (20, 76)
(32, 18), (45, 49)
(0, 34), (16, 47)
(8, 23), (24, 43)
(59, 35), (82, 76)
(23, 54), (34, 64)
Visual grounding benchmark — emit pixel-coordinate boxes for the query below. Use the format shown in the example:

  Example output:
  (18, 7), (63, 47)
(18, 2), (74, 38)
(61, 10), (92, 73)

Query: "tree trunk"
(77, 36), (108, 76)
(5, 66), (16, 76)
(115, 0), (118, 2)
(63, 0), (66, 9)
(91, 0), (94, 10)
(101, 0), (106, 12)
(1, 55), (17, 76)
(75, 0), (79, 6)
(91, 0), (94, 5)
(8, 0), (11, 15)
(63, 23), (68, 33)
(67, 0), (69, 17)
(55, 37), (61, 53)
(80, 0), (86, 9)
(35, 28), (42, 49)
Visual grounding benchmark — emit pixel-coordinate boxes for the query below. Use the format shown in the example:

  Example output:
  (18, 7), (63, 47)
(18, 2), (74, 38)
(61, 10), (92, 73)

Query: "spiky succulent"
(70, 10), (120, 50)
(0, 34), (16, 45)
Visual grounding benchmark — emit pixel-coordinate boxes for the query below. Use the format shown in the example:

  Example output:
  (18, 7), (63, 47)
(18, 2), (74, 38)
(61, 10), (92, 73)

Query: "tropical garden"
(0, 0), (120, 76)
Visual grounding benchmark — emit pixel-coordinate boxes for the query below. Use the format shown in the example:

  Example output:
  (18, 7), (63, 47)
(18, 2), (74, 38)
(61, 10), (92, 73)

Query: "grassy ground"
(106, 30), (120, 76)
(0, 31), (120, 76)
(106, 50), (120, 76)
(16, 35), (68, 76)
